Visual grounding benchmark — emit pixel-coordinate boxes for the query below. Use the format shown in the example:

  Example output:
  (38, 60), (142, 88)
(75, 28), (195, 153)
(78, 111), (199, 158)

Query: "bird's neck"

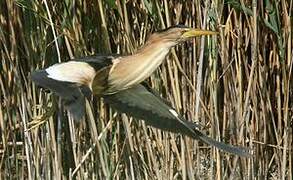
(135, 40), (175, 62)
(128, 40), (176, 77)
(107, 40), (176, 93)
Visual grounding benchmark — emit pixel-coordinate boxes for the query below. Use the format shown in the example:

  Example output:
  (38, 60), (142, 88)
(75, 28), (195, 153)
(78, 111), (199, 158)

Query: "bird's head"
(147, 25), (218, 46)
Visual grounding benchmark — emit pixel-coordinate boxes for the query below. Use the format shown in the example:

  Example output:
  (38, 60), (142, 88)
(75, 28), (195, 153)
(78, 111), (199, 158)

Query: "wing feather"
(31, 55), (117, 120)
(32, 70), (88, 121)
(103, 84), (251, 157)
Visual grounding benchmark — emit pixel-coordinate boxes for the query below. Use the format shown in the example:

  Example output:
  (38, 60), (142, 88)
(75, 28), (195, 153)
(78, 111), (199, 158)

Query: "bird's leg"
(29, 94), (57, 130)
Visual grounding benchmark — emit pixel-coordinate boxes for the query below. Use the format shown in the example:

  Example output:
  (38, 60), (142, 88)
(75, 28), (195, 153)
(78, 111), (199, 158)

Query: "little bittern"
(32, 25), (251, 156)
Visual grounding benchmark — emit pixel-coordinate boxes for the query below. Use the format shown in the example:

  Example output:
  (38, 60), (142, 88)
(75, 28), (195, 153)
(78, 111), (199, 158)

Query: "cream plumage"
(32, 26), (251, 156)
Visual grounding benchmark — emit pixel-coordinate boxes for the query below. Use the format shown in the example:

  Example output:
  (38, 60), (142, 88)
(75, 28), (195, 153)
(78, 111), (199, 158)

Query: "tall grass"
(0, 0), (292, 179)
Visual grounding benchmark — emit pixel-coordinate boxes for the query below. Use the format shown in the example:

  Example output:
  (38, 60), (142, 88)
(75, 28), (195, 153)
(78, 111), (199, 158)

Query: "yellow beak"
(183, 28), (219, 38)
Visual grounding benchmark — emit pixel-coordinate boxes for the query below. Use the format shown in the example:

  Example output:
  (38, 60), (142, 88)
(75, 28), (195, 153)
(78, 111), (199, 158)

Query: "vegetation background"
(0, 0), (292, 179)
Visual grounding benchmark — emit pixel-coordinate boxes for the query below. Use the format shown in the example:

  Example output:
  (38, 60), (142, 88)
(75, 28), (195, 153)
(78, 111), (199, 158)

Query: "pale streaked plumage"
(107, 43), (172, 93)
(30, 26), (252, 156)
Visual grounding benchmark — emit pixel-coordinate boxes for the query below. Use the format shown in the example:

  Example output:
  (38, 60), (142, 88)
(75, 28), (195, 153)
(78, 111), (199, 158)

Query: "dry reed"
(0, 0), (292, 179)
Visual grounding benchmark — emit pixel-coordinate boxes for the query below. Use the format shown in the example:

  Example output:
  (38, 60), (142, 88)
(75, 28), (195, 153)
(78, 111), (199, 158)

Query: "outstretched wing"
(103, 84), (251, 157)
(31, 55), (116, 120)
(32, 70), (89, 121)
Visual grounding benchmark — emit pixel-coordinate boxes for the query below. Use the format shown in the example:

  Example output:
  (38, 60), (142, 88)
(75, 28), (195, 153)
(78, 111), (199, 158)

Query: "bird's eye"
(180, 30), (188, 36)
(182, 29), (189, 34)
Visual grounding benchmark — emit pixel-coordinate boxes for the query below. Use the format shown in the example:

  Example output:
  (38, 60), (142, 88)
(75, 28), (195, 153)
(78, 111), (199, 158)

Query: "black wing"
(31, 54), (117, 121)
(103, 84), (251, 157)
(32, 70), (90, 121)
(73, 54), (118, 71)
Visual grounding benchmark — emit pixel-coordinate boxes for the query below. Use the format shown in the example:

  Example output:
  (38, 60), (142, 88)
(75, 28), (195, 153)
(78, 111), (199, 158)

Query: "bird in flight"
(32, 25), (251, 157)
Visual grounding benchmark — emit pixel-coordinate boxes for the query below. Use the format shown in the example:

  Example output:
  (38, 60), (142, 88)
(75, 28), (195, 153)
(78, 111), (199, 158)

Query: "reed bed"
(0, 0), (292, 179)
